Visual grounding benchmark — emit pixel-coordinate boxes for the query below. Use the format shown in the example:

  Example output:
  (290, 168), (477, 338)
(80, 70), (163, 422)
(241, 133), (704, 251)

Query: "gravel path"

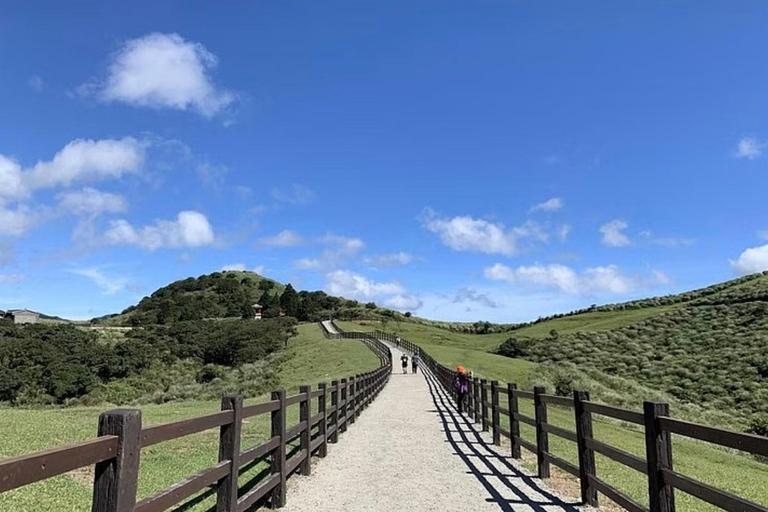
(281, 342), (582, 511)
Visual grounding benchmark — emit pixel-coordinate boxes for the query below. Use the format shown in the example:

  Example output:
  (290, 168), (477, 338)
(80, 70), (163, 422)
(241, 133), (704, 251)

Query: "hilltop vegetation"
(96, 270), (407, 326)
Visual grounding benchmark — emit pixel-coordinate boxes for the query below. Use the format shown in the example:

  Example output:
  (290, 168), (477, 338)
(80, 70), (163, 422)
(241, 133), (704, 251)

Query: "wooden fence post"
(340, 378), (348, 433)
(508, 383), (521, 459)
(355, 374), (362, 419)
(92, 409), (141, 512)
(574, 390), (597, 506)
(270, 390), (286, 508)
(480, 379), (489, 432)
(466, 376), (474, 420)
(330, 380), (339, 443)
(217, 395), (243, 512)
(318, 383), (328, 457)
(348, 376), (356, 425)
(534, 386), (550, 478)
(473, 378), (481, 424)
(299, 385), (311, 475)
(644, 402), (675, 512)
(491, 381), (500, 445)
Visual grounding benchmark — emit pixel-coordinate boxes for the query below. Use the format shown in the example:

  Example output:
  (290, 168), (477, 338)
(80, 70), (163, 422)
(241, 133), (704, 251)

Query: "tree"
(404, 312), (412, 318)
(280, 284), (300, 318)
(550, 329), (559, 340)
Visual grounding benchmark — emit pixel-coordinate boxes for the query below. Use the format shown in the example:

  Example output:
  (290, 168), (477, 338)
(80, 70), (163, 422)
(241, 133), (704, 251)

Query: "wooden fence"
(334, 323), (768, 512)
(0, 332), (393, 512)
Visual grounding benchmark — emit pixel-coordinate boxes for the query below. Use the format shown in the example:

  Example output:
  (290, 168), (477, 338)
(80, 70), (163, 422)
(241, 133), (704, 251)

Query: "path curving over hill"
(282, 341), (581, 511)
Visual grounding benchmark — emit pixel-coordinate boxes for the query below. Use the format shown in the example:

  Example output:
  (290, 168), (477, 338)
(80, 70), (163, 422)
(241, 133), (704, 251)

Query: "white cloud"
(29, 138), (145, 194)
(530, 197), (563, 213)
(68, 267), (129, 295)
(422, 209), (546, 256)
(557, 224), (572, 242)
(0, 155), (28, 201)
(735, 137), (766, 160)
(104, 210), (215, 250)
(88, 33), (235, 118)
(758, 231), (768, 241)
(0, 206), (36, 236)
(57, 188), (127, 216)
(259, 230), (303, 247)
(221, 263), (265, 274)
(383, 294), (423, 311)
(28, 76), (45, 91)
(599, 220), (630, 247)
(484, 263), (668, 295)
(363, 252), (415, 267)
(294, 234), (365, 271)
(271, 184), (315, 205)
(731, 244), (768, 275)
(0, 273), (24, 284)
(325, 270), (404, 299)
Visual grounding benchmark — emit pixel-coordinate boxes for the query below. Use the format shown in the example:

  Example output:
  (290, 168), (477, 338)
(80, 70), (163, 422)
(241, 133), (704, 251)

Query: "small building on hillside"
(252, 304), (263, 320)
(5, 309), (41, 324)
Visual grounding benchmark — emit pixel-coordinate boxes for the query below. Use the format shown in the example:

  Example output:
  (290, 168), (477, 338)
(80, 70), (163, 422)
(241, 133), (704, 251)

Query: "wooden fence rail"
(0, 328), (393, 512)
(330, 322), (768, 512)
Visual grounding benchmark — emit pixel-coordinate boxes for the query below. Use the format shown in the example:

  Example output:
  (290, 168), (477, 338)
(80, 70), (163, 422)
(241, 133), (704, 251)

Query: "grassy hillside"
(0, 324), (380, 512)
(499, 274), (768, 425)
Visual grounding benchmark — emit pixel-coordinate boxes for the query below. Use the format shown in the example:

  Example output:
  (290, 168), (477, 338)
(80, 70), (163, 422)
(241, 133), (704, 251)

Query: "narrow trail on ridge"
(281, 334), (582, 511)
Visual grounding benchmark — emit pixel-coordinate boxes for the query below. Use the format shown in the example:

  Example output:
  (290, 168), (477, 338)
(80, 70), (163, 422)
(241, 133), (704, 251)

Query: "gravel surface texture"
(281, 340), (582, 511)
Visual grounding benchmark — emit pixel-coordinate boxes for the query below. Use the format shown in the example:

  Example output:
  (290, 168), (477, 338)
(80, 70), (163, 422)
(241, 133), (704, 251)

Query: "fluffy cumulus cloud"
(68, 267), (129, 295)
(422, 209), (547, 256)
(530, 197), (563, 213)
(599, 220), (630, 247)
(326, 270), (403, 298)
(0, 138), (145, 206)
(86, 33), (235, 118)
(221, 263), (265, 274)
(0, 206), (36, 236)
(295, 235), (365, 270)
(383, 294), (423, 311)
(731, 244), (768, 275)
(57, 188), (127, 216)
(259, 230), (303, 247)
(104, 210), (215, 250)
(363, 252), (415, 267)
(484, 263), (669, 295)
(735, 137), (766, 160)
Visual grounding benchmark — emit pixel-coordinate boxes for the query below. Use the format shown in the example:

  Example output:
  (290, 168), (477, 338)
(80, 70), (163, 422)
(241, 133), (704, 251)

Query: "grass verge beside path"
(0, 324), (381, 512)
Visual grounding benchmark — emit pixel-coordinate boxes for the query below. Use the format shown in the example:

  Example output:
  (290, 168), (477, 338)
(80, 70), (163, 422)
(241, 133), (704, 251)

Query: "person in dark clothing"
(411, 353), (420, 374)
(400, 354), (408, 374)
(453, 366), (469, 413)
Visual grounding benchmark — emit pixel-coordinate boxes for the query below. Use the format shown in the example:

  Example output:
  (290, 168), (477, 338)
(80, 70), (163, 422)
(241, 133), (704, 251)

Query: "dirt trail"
(282, 342), (582, 511)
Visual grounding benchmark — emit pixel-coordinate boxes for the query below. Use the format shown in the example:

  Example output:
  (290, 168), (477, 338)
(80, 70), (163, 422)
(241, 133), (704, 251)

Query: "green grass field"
(0, 324), (381, 512)
(341, 319), (768, 511)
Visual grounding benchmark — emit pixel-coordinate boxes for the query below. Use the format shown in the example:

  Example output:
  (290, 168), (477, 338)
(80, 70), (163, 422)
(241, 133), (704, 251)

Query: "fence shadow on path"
(422, 368), (582, 512)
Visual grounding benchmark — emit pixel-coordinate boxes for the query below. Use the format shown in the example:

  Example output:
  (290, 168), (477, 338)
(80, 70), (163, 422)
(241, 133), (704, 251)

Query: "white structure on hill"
(253, 304), (263, 320)
(4, 309), (41, 324)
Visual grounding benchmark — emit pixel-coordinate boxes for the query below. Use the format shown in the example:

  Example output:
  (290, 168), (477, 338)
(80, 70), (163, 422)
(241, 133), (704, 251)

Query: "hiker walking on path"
(396, 336), (401, 348)
(401, 353), (409, 374)
(453, 366), (469, 413)
(411, 353), (420, 374)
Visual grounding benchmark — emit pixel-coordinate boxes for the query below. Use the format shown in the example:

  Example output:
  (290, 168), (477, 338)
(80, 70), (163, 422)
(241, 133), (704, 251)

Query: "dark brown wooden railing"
(0, 330), (392, 512)
(334, 322), (768, 512)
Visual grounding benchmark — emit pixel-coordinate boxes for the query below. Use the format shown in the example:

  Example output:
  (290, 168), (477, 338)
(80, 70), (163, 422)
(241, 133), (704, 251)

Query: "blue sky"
(2, 1), (768, 321)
